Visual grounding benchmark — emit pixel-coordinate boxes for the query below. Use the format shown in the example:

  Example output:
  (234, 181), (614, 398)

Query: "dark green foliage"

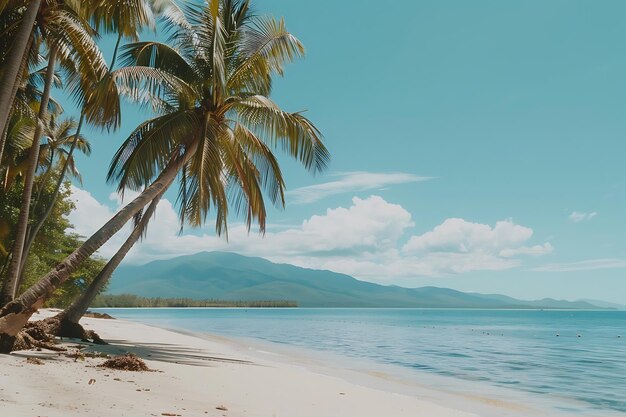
(0, 173), (107, 307)
(91, 294), (297, 308)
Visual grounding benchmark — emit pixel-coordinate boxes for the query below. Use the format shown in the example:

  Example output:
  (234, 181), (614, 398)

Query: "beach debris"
(84, 311), (115, 319)
(69, 350), (86, 361)
(99, 354), (151, 372)
(161, 413), (181, 416)
(65, 349), (110, 361)
(88, 379), (96, 385)
(216, 405), (228, 411)
(26, 357), (44, 365)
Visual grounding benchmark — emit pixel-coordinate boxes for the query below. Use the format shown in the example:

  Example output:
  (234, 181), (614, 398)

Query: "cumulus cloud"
(403, 218), (533, 254)
(67, 189), (551, 282)
(568, 211), (597, 222)
(68, 187), (116, 237)
(286, 171), (432, 204)
(532, 259), (626, 272)
(397, 219), (552, 276)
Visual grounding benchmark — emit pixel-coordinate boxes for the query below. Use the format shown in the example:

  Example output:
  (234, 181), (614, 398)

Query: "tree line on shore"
(92, 294), (297, 308)
(0, 0), (327, 352)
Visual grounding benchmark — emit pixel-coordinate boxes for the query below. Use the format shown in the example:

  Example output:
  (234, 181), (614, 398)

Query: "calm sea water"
(97, 308), (626, 415)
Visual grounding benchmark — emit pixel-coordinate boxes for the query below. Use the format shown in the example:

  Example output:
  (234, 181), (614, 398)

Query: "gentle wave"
(97, 308), (626, 415)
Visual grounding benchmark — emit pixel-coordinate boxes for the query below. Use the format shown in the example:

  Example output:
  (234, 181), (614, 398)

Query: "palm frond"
(81, 72), (121, 130)
(108, 109), (201, 193)
(177, 116), (228, 234)
(232, 122), (284, 207)
(119, 41), (198, 83)
(113, 65), (195, 112)
(230, 95), (329, 173)
(220, 127), (267, 232)
(227, 16), (304, 94)
(91, 0), (155, 40)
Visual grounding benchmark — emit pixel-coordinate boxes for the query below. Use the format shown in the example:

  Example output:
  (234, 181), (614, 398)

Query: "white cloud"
(68, 189), (551, 283)
(532, 259), (626, 272)
(403, 218), (533, 254)
(286, 171), (432, 204)
(397, 219), (552, 276)
(68, 186), (116, 238)
(499, 243), (554, 258)
(568, 211), (597, 222)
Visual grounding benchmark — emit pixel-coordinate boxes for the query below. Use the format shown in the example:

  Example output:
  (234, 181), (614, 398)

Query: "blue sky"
(63, 0), (626, 304)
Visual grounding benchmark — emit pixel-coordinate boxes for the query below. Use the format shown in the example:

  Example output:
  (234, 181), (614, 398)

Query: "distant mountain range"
(108, 252), (615, 309)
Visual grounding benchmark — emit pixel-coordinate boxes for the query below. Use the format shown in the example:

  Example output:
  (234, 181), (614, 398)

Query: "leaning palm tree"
(0, 0), (108, 305)
(0, 0), (328, 352)
(55, 193), (162, 338)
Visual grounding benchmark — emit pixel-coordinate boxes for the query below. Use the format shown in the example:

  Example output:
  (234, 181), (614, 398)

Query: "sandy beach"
(0, 310), (550, 417)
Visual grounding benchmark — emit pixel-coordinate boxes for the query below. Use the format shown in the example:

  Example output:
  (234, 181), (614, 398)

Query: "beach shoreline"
(0, 310), (586, 417)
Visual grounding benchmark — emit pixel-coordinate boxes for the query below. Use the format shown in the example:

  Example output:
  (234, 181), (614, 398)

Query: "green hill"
(107, 252), (606, 309)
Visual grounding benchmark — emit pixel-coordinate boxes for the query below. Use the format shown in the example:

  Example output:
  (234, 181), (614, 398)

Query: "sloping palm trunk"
(0, 46), (58, 306)
(0, 0), (41, 160)
(61, 193), (163, 326)
(0, 142), (197, 353)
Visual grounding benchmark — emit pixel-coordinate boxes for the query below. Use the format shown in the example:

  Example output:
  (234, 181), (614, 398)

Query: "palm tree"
(24, 1), (164, 321)
(0, 44), (58, 304)
(16, 115), (91, 285)
(32, 116), (91, 207)
(11, 0), (159, 288)
(0, 66), (64, 191)
(0, 0), (328, 352)
(0, 0), (107, 305)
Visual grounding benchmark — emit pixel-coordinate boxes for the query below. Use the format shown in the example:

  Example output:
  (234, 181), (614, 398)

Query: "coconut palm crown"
(108, 0), (329, 235)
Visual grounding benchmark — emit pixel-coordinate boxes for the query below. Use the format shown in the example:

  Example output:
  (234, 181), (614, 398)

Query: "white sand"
(0, 310), (543, 417)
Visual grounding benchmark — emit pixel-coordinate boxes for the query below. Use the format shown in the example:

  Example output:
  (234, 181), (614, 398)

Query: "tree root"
(13, 327), (66, 352)
(42, 314), (107, 345)
(8, 314), (107, 352)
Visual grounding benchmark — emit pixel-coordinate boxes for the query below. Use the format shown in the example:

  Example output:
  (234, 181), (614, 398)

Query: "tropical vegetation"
(0, 0), (328, 353)
(92, 294), (297, 308)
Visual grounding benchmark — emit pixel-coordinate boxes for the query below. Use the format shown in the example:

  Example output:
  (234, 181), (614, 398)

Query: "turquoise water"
(97, 308), (626, 415)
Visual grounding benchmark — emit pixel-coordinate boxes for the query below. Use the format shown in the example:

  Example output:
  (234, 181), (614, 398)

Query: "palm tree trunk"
(16, 114), (85, 283)
(30, 147), (55, 218)
(0, 0), (41, 160)
(62, 193), (163, 324)
(0, 32), (34, 165)
(0, 46), (58, 306)
(0, 142), (197, 352)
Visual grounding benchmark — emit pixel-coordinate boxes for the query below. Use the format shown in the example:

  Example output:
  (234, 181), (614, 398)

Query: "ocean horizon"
(95, 307), (626, 416)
